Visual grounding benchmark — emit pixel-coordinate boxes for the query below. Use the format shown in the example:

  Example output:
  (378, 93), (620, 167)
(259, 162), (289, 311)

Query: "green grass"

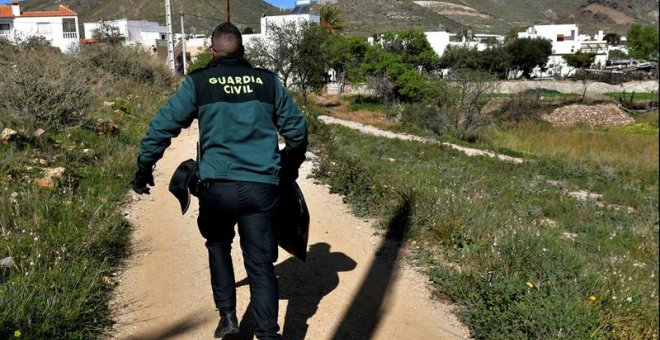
(488, 92), (581, 99)
(605, 92), (660, 101)
(344, 94), (387, 113)
(0, 46), (173, 338)
(482, 121), (659, 175)
(311, 115), (658, 339)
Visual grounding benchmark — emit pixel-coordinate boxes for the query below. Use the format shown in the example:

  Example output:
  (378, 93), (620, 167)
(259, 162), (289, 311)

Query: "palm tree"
(319, 5), (346, 34)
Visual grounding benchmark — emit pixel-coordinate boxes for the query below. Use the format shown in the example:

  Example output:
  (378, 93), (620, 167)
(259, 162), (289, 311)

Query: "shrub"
(0, 50), (93, 132)
(79, 44), (174, 89)
(498, 92), (544, 122)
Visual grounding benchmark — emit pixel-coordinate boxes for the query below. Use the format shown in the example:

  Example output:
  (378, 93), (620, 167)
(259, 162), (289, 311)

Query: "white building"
(83, 19), (167, 47)
(0, 1), (80, 52)
(518, 24), (608, 77)
(423, 31), (456, 57)
(423, 31), (505, 58)
(243, 14), (320, 47)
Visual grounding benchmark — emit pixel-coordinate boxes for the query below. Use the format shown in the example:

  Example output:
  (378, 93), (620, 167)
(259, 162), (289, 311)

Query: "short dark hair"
(211, 22), (243, 56)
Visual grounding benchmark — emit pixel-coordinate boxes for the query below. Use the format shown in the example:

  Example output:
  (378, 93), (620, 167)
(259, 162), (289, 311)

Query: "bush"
(79, 44), (174, 89)
(0, 50), (93, 132)
(400, 101), (447, 135)
(498, 92), (544, 122)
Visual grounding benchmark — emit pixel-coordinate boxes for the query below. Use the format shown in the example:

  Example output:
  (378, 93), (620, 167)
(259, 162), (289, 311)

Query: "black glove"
(131, 168), (155, 195)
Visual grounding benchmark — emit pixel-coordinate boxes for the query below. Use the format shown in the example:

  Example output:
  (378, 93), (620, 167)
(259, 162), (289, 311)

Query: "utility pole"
(180, 11), (187, 75)
(226, 0), (231, 22)
(164, 0), (175, 72)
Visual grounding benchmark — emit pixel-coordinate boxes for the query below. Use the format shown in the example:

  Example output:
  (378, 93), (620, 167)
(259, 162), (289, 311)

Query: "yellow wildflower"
(589, 295), (597, 302)
(526, 281), (534, 289)
(14, 330), (21, 338)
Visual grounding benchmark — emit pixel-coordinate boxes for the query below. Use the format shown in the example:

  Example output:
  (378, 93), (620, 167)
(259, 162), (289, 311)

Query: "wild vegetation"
(299, 15), (658, 339)
(308, 102), (659, 339)
(0, 37), (175, 338)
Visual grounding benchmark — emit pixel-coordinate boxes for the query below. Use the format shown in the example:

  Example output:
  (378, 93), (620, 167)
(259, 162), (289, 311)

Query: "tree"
(479, 45), (511, 78)
(603, 33), (621, 45)
(242, 26), (255, 34)
(439, 45), (481, 70)
(608, 49), (628, 59)
(91, 21), (124, 45)
(291, 23), (329, 104)
(394, 29), (440, 73)
(327, 35), (369, 90)
(563, 51), (596, 70)
(246, 21), (303, 86)
(187, 45), (212, 74)
(626, 23), (659, 61)
(507, 38), (552, 78)
(506, 26), (528, 41)
(319, 5), (346, 34)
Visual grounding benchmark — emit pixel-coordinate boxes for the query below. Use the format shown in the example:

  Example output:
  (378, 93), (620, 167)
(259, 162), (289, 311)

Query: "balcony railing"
(63, 32), (78, 39)
(0, 30), (10, 36)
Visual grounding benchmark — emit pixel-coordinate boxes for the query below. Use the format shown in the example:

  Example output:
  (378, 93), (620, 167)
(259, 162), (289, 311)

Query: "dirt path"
(111, 124), (470, 339)
(319, 115), (524, 163)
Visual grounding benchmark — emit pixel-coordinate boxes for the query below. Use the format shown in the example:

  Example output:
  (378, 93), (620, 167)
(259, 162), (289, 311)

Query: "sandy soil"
(110, 124), (470, 340)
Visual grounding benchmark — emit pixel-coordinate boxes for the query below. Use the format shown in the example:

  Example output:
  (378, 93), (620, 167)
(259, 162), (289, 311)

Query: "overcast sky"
(1, 1), (298, 8)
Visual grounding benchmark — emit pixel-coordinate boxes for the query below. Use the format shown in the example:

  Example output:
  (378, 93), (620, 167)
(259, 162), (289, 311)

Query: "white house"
(423, 31), (456, 57)
(0, 1), (80, 52)
(243, 14), (320, 47)
(518, 24), (608, 77)
(83, 19), (167, 48)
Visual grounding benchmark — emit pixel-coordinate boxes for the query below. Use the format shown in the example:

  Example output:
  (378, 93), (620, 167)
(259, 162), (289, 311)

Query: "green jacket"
(137, 57), (308, 185)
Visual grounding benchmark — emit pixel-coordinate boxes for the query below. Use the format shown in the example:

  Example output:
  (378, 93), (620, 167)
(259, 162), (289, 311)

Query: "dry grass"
(487, 122), (659, 173)
(310, 94), (397, 130)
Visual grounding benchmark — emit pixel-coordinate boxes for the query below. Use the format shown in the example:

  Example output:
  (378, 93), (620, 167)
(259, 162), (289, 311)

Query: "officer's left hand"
(131, 168), (155, 195)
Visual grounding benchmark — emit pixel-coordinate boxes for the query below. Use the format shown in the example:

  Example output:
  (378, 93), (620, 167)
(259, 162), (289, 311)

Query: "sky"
(264, 0), (296, 8)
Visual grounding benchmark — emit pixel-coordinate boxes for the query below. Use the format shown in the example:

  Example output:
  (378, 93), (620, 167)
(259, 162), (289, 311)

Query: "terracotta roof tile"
(0, 5), (77, 18)
(20, 5), (77, 17)
(0, 5), (14, 18)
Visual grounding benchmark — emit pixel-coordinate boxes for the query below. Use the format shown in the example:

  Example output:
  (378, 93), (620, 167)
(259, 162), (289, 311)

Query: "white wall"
(424, 31), (455, 57)
(259, 14), (320, 36)
(84, 19), (165, 46)
(11, 16), (79, 52)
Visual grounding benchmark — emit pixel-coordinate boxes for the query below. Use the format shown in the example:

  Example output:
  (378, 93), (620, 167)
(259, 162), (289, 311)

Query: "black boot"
(214, 310), (239, 339)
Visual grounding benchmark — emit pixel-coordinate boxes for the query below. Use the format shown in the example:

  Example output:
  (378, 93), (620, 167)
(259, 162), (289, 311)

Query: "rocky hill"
(414, 0), (658, 34)
(20, 0), (281, 35)
(20, 0), (658, 37)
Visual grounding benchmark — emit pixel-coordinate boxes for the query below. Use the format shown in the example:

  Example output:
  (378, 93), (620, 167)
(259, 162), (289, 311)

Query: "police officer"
(131, 22), (308, 339)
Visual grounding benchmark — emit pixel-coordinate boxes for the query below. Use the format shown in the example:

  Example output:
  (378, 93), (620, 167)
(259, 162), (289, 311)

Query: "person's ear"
(211, 47), (217, 58)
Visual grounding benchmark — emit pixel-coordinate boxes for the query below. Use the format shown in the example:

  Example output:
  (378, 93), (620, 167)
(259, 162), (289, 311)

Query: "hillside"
(326, 0), (462, 35)
(20, 0), (280, 36)
(414, 0), (658, 34)
(20, 0), (658, 37)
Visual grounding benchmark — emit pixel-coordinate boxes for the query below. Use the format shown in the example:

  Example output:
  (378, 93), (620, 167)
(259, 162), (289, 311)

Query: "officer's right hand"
(131, 168), (155, 195)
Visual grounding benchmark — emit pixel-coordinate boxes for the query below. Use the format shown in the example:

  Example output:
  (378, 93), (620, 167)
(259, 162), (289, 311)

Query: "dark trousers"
(197, 180), (281, 339)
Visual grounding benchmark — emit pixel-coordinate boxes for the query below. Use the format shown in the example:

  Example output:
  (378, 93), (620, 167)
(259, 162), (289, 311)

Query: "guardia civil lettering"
(209, 76), (264, 95)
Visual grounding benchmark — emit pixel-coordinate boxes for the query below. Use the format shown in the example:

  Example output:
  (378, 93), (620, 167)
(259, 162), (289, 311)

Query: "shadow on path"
(123, 310), (211, 340)
(330, 198), (412, 339)
(237, 242), (357, 339)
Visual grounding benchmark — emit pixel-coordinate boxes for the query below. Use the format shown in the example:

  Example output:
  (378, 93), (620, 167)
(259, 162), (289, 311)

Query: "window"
(37, 23), (52, 34)
(62, 18), (76, 33)
(556, 34), (564, 42)
(0, 23), (9, 30)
